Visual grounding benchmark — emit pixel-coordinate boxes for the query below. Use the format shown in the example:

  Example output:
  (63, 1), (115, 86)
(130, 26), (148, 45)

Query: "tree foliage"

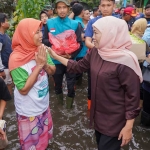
(80, 0), (100, 8)
(8, 0), (50, 37)
(0, 0), (15, 16)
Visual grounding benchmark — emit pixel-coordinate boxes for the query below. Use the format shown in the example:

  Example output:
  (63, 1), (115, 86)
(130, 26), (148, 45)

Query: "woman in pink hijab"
(48, 16), (142, 150)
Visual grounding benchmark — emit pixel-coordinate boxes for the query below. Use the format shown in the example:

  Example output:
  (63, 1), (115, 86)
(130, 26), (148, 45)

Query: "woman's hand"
(35, 44), (47, 68)
(60, 54), (71, 59)
(118, 126), (132, 147)
(47, 47), (58, 59)
(47, 47), (69, 66)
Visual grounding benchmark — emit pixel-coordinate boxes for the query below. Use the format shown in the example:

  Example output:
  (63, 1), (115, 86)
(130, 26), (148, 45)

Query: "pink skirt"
(17, 107), (53, 150)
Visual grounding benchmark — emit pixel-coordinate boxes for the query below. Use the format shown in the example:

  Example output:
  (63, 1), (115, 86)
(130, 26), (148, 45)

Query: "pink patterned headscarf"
(92, 16), (143, 82)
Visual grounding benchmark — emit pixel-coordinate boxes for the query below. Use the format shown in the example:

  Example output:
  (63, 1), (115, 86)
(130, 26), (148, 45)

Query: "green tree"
(119, 0), (132, 7)
(80, 0), (100, 8)
(0, 0), (15, 17)
(8, 0), (50, 37)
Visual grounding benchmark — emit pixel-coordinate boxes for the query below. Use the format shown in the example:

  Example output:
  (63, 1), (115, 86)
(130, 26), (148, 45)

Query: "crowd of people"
(0, 0), (150, 149)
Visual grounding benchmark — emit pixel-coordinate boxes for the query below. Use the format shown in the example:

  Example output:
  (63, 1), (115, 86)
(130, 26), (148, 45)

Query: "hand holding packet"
(48, 30), (80, 55)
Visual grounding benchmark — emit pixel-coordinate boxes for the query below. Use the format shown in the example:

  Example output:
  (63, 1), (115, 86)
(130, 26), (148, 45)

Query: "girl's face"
(92, 26), (102, 49)
(120, 8), (125, 15)
(33, 27), (43, 46)
(40, 13), (48, 24)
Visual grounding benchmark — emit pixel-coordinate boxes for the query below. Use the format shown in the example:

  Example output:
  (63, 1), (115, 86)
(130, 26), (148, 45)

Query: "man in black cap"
(43, 0), (83, 109)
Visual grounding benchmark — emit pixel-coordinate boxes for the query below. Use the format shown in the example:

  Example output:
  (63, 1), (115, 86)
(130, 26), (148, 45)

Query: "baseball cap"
(55, 0), (70, 6)
(124, 7), (137, 17)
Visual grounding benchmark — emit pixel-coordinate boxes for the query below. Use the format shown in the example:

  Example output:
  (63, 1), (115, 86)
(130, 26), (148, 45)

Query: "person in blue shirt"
(0, 13), (12, 95)
(132, 4), (145, 20)
(72, 3), (88, 86)
(90, 7), (100, 19)
(42, 0), (82, 109)
(84, 0), (117, 110)
(85, 0), (117, 49)
(144, 4), (150, 25)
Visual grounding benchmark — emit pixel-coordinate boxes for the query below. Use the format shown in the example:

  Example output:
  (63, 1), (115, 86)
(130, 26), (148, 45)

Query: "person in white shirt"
(9, 18), (56, 150)
(90, 7), (99, 19)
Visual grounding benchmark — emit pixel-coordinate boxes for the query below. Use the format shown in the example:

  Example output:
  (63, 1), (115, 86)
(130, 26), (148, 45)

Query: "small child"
(0, 78), (11, 149)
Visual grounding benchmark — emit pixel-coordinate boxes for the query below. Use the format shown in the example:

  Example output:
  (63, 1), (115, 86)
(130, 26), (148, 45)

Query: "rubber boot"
(66, 96), (74, 109)
(141, 110), (150, 126)
(88, 99), (91, 110)
(56, 93), (63, 105)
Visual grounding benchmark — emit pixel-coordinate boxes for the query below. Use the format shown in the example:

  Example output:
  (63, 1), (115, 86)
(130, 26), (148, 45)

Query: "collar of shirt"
(57, 16), (69, 23)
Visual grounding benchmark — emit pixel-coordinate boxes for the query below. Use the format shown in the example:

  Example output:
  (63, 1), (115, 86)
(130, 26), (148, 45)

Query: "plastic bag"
(48, 30), (80, 55)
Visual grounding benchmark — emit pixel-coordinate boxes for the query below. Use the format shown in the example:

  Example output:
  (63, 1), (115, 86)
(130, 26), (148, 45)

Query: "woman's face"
(120, 8), (124, 15)
(93, 26), (102, 49)
(33, 27), (42, 46)
(83, 10), (90, 21)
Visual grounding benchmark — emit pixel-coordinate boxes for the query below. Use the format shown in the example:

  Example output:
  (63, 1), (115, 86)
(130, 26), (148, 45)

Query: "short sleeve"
(0, 78), (11, 101)
(85, 19), (93, 38)
(11, 67), (29, 90)
(0, 53), (4, 70)
(47, 53), (55, 65)
(0, 35), (3, 52)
